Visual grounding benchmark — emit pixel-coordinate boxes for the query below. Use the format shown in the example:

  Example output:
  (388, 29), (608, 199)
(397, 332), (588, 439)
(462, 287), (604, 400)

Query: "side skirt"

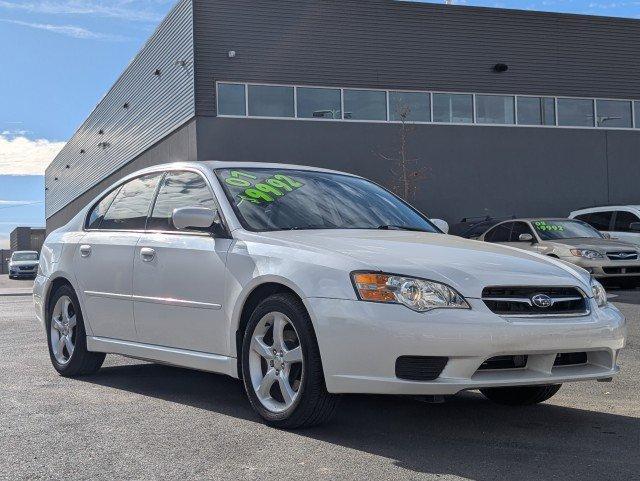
(87, 336), (239, 378)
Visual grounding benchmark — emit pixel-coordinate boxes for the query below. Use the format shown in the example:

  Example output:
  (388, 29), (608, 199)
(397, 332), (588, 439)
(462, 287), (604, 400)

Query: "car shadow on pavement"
(81, 361), (640, 480)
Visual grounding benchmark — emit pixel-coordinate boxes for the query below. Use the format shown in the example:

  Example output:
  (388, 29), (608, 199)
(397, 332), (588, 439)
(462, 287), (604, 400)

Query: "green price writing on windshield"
(224, 170), (304, 204)
(534, 221), (564, 232)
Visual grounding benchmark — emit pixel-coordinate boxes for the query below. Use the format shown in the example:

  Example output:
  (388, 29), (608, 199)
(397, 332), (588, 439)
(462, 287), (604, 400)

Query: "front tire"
(241, 293), (338, 428)
(46, 284), (105, 377)
(481, 384), (561, 406)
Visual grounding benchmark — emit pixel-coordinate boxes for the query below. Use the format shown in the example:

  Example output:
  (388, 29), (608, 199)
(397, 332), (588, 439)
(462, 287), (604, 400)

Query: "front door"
(132, 170), (231, 354)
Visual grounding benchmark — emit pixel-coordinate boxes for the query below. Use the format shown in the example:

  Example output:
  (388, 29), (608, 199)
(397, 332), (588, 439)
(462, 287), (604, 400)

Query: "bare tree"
(377, 105), (427, 203)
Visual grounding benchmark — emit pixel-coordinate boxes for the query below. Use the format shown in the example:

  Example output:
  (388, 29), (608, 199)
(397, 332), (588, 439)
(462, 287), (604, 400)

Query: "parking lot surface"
(1, 291), (638, 481)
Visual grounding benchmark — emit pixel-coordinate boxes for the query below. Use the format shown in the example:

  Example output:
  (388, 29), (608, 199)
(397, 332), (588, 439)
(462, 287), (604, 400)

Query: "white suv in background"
(570, 206), (640, 247)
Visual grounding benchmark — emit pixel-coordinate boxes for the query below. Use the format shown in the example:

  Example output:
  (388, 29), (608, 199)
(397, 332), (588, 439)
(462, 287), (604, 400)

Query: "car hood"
(255, 230), (591, 298)
(9, 260), (39, 267)
(543, 237), (639, 252)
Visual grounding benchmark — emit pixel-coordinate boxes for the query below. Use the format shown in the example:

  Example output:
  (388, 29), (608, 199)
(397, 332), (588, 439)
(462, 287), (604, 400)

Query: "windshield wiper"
(377, 224), (430, 232)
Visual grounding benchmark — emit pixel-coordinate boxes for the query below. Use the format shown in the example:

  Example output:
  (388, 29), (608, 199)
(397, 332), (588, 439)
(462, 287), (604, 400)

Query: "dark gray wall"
(46, 120), (197, 232)
(194, 0), (640, 116)
(196, 117), (640, 223)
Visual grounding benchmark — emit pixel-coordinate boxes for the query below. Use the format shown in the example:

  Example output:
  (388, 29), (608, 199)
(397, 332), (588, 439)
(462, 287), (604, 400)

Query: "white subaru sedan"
(34, 162), (626, 428)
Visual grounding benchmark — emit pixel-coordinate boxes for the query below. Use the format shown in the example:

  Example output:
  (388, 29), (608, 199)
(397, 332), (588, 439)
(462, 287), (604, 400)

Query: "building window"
(475, 95), (515, 125)
(216, 81), (639, 130)
(297, 87), (341, 119)
(247, 85), (294, 118)
(389, 91), (430, 122)
(596, 99), (632, 128)
(217, 83), (246, 116)
(557, 98), (594, 127)
(433, 93), (473, 123)
(517, 96), (555, 126)
(343, 89), (387, 120)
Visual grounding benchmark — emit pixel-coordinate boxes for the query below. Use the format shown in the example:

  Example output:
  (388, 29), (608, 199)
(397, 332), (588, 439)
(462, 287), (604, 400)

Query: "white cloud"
(0, 133), (65, 175)
(0, 200), (39, 205)
(0, 1), (166, 22)
(0, 18), (130, 41)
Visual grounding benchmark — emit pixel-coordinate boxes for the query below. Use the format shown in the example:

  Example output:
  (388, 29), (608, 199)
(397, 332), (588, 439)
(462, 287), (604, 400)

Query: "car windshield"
(532, 220), (604, 240)
(216, 168), (438, 233)
(12, 252), (38, 261)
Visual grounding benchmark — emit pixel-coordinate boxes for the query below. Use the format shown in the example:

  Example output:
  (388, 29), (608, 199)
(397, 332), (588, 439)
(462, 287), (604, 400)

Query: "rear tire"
(480, 384), (561, 406)
(241, 293), (338, 428)
(46, 284), (105, 377)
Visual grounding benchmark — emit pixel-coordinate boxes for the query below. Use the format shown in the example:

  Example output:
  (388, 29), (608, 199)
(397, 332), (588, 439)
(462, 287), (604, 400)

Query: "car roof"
(494, 218), (577, 223)
(121, 161), (360, 182)
(570, 205), (640, 214)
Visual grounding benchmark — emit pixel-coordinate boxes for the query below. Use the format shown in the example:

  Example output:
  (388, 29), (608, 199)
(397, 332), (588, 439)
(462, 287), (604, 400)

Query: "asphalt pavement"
(1, 290), (638, 480)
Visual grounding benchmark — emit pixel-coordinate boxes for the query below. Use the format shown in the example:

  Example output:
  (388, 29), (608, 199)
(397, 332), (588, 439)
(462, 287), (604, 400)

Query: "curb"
(0, 291), (33, 297)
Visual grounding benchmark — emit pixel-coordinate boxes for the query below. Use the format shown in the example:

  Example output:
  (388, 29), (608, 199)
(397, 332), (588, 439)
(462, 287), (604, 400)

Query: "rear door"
(74, 173), (162, 341)
(483, 222), (513, 244)
(132, 170), (232, 355)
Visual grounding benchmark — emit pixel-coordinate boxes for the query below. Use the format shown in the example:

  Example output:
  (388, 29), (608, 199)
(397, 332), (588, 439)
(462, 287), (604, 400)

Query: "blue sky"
(0, 0), (639, 248)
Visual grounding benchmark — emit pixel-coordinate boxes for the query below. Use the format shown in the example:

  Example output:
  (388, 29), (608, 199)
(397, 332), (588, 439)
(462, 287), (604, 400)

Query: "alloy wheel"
(248, 311), (304, 413)
(50, 295), (77, 365)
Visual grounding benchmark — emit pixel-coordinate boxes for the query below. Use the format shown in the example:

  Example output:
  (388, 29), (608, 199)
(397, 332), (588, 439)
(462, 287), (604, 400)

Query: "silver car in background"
(479, 218), (640, 288)
(8, 251), (39, 279)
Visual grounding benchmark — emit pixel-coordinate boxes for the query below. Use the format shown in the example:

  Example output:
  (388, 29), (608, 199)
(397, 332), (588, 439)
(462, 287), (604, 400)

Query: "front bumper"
(9, 270), (37, 278)
(307, 297), (626, 395)
(560, 256), (640, 278)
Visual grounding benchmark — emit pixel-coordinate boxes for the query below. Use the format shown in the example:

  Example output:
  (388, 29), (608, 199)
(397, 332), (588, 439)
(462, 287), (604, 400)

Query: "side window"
(509, 222), (534, 242)
(485, 223), (513, 242)
(614, 211), (640, 232)
(584, 211), (613, 231)
(100, 173), (163, 230)
(146, 171), (216, 231)
(86, 187), (121, 229)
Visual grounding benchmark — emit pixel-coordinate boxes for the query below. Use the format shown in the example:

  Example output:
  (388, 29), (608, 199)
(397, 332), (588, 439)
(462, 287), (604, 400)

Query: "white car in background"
(8, 251), (39, 279)
(34, 162), (626, 428)
(570, 206), (640, 246)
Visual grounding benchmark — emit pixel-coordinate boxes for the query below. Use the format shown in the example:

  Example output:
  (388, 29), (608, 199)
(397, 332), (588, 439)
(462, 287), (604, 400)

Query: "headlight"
(570, 249), (603, 259)
(351, 272), (470, 312)
(591, 279), (607, 307)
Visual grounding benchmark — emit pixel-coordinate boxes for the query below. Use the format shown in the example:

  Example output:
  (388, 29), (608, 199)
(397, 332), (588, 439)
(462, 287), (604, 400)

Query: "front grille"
(395, 356), (448, 381)
(603, 267), (640, 274)
(606, 251), (638, 261)
(554, 352), (588, 366)
(482, 286), (588, 317)
(479, 355), (528, 370)
(18, 266), (35, 271)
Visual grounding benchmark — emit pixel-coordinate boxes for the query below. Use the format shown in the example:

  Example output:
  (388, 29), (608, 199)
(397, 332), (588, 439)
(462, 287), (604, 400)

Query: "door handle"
(79, 245), (92, 257)
(140, 247), (156, 262)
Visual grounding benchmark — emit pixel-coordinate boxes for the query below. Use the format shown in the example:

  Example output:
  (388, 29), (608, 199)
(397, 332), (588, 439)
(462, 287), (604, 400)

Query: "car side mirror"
(518, 233), (534, 243)
(172, 207), (219, 231)
(602, 232), (612, 239)
(430, 218), (449, 234)
(630, 222), (640, 232)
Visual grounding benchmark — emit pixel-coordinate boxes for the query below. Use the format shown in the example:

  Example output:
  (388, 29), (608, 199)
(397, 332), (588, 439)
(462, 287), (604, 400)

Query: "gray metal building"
(45, 0), (640, 232)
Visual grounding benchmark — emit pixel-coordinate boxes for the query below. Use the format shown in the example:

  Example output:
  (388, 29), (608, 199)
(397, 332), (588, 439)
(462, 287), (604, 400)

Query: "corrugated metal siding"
(45, 0), (195, 218)
(193, 0), (640, 116)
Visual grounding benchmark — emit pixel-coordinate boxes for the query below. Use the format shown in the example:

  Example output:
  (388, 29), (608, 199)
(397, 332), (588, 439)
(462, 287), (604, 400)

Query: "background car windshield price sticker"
(534, 220), (564, 232)
(223, 170), (304, 205)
